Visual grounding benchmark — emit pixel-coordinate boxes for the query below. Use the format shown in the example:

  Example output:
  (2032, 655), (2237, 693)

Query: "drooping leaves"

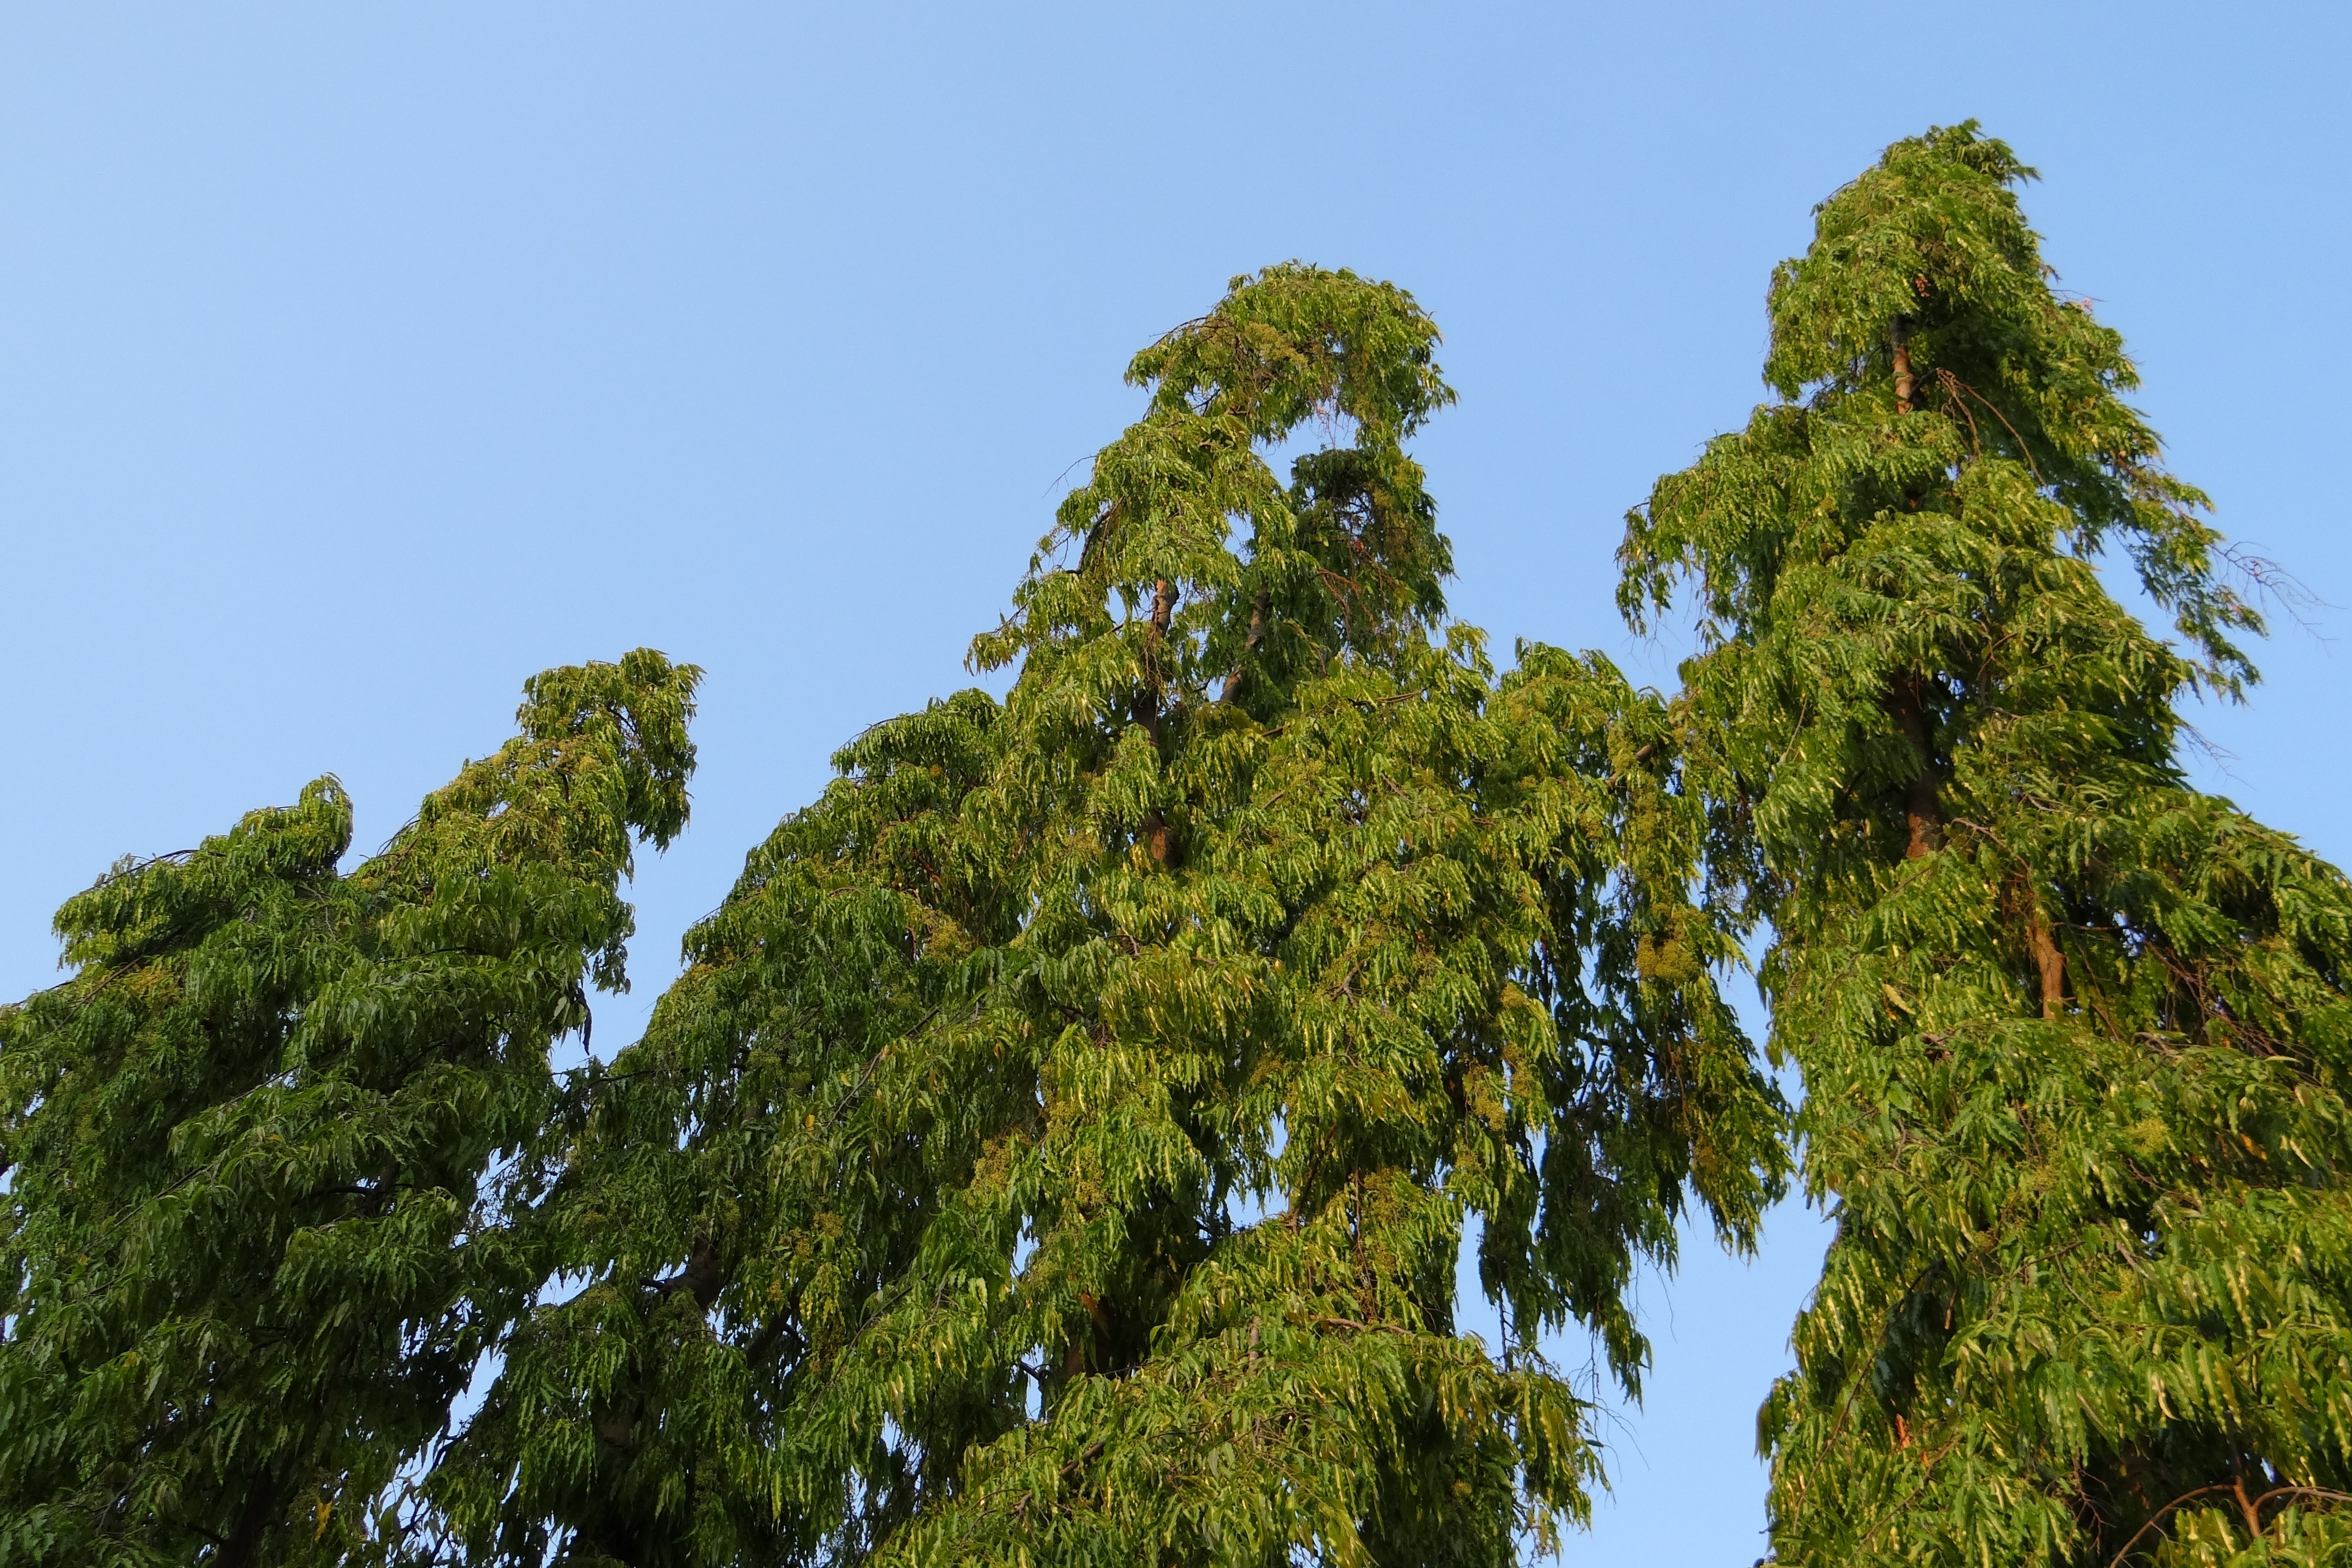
(1623, 124), (2352, 1568)
(0, 652), (699, 1568)
(434, 265), (1787, 1567)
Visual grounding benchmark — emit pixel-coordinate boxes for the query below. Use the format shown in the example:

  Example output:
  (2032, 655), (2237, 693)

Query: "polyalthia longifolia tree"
(1622, 123), (2352, 1567)
(426, 265), (1789, 1567)
(0, 653), (699, 1568)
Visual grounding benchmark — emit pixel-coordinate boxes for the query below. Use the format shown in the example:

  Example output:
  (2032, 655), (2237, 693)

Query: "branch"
(2105, 1483), (2352, 1567)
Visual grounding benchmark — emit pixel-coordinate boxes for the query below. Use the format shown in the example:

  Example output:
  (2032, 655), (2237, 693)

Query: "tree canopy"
(424, 263), (1787, 1568)
(8, 124), (2348, 1568)
(0, 653), (699, 1568)
(1623, 123), (2352, 1567)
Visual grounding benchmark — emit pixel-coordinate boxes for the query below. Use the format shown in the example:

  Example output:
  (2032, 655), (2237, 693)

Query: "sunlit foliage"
(1624, 124), (2352, 1567)
(426, 266), (1787, 1567)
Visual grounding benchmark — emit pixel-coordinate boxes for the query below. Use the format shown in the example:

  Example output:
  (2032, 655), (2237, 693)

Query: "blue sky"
(6, 4), (2348, 1559)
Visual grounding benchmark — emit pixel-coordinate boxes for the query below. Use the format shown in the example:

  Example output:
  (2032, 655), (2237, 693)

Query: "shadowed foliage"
(0, 653), (699, 1568)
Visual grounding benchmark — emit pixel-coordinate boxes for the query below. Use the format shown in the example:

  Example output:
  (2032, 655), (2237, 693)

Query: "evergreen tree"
(0, 653), (699, 1568)
(428, 265), (1789, 1567)
(1622, 124), (2352, 1566)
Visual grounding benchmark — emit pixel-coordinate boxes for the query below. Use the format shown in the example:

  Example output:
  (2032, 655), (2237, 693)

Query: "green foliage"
(428, 265), (1788, 1567)
(1622, 124), (2352, 1566)
(0, 652), (699, 1568)
(56, 170), (2335, 1564)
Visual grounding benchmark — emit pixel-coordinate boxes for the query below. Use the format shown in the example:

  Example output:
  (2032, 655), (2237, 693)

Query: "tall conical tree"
(0, 652), (698, 1568)
(430, 265), (1789, 1567)
(1622, 124), (2352, 1566)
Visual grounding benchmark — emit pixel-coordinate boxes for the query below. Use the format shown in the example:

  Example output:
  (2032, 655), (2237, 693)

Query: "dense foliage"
(0, 654), (699, 1568)
(1622, 124), (2352, 1567)
(421, 265), (1787, 1567)
(11, 124), (2345, 1568)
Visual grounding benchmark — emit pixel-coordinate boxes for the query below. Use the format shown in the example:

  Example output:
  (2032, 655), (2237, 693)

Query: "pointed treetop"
(1625, 120), (2262, 695)
(972, 264), (1457, 704)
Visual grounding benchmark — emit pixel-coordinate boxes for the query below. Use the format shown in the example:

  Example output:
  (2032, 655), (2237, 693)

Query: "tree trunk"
(2029, 903), (2066, 1020)
(216, 1473), (283, 1568)
(1888, 678), (1943, 857)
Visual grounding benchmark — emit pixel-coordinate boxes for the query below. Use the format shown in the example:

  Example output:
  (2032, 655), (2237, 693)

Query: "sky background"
(6, 3), (2348, 1559)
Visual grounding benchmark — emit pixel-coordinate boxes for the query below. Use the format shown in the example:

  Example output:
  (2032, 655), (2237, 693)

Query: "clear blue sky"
(6, 4), (2347, 1560)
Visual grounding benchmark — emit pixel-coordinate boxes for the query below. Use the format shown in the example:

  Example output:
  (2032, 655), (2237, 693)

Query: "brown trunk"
(1893, 319), (1915, 414)
(1888, 678), (1943, 857)
(2030, 904), (2066, 1021)
(1065, 1291), (1116, 1380)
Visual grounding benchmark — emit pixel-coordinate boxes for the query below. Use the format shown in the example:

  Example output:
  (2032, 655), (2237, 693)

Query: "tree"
(0, 653), (699, 1568)
(427, 265), (1789, 1567)
(1622, 123), (2352, 1566)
